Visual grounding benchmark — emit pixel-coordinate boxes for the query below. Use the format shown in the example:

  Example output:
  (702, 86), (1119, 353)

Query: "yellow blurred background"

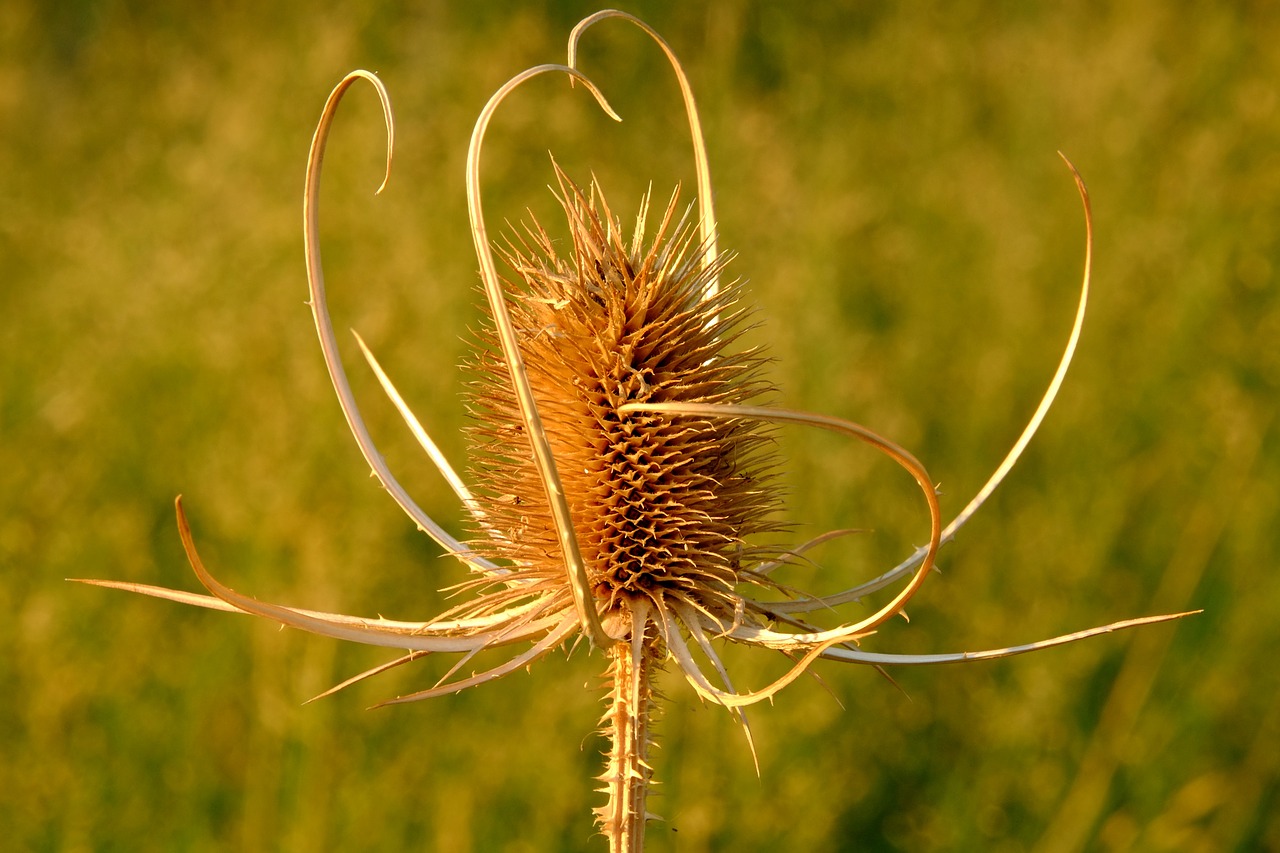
(3, 2), (1276, 850)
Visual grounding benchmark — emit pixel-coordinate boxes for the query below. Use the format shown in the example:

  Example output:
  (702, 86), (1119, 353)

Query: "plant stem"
(597, 613), (655, 852)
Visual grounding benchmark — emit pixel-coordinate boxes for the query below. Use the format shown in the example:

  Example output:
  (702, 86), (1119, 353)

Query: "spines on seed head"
(467, 167), (782, 623)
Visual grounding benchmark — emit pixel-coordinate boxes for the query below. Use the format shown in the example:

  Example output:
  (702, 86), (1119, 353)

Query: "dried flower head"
(77, 10), (1195, 850)
(471, 170), (782, 627)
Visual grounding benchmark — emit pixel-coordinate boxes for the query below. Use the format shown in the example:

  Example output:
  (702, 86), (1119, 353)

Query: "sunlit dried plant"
(78, 11), (1196, 850)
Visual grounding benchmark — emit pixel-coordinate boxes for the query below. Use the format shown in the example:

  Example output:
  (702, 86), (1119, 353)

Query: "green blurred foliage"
(3, 1), (1277, 850)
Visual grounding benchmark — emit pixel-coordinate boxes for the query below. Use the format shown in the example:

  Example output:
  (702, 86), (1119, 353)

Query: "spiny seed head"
(467, 168), (783, 628)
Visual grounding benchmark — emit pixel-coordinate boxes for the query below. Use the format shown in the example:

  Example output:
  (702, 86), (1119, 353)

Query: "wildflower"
(77, 10), (1195, 849)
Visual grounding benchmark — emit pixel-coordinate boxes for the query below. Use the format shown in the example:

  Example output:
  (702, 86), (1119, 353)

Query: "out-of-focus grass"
(3, 2), (1277, 851)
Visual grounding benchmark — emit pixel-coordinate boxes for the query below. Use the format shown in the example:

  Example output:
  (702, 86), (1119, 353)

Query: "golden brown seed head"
(467, 170), (782, 624)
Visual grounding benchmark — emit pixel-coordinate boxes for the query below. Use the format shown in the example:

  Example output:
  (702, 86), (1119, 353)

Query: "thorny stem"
(596, 602), (657, 852)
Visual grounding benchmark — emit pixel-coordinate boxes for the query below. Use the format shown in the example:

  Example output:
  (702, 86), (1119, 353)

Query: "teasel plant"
(76, 10), (1198, 851)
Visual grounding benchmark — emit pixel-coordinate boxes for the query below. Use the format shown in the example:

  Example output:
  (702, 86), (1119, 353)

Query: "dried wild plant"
(78, 11), (1196, 850)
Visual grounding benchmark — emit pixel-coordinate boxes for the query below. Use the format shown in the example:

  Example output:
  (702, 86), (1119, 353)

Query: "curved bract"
(465, 63), (621, 650)
(569, 9), (721, 297)
(74, 11), (1196, 851)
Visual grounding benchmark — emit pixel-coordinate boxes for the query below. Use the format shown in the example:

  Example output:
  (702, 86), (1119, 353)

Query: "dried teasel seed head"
(466, 168), (784, 632)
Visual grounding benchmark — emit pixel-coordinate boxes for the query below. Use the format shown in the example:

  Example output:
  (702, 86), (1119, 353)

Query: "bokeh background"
(4, 2), (1277, 851)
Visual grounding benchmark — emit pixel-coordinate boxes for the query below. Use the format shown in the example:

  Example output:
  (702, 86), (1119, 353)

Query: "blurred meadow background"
(4, 1), (1278, 850)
